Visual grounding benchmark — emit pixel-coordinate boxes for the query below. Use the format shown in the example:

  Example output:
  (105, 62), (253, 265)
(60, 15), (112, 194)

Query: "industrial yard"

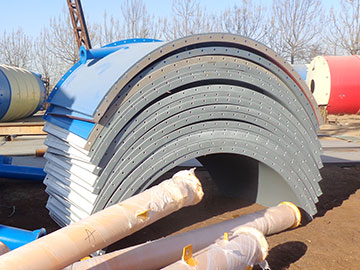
(1, 0), (360, 269)
(0, 116), (360, 269)
(1, 156), (360, 269)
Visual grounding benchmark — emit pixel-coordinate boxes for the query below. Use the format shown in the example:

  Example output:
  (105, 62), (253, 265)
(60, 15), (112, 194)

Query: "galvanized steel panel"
(43, 34), (323, 226)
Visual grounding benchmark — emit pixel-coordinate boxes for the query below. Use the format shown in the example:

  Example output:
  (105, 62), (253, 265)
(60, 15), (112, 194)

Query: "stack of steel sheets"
(43, 34), (323, 226)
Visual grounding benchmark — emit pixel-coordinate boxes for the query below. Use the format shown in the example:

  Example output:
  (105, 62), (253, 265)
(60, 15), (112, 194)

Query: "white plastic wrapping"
(65, 202), (300, 270)
(0, 169), (203, 270)
(162, 226), (268, 270)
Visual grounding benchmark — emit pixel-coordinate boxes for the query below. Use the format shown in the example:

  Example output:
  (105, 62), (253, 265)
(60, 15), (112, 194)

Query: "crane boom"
(67, 0), (92, 50)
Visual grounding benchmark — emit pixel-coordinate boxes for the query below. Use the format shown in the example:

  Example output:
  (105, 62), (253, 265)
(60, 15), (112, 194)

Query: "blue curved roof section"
(46, 114), (95, 140)
(46, 61), (82, 105)
(46, 105), (94, 120)
(103, 38), (162, 48)
(48, 41), (164, 117)
(45, 38), (163, 139)
(0, 69), (11, 121)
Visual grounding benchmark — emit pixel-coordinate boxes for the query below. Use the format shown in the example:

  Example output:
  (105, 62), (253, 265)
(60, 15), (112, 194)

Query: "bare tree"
(93, 11), (123, 47)
(0, 28), (33, 68)
(220, 0), (268, 42)
(45, 8), (79, 65)
(269, 0), (323, 64)
(328, 0), (360, 55)
(32, 29), (65, 88)
(164, 0), (213, 40)
(121, 0), (161, 39)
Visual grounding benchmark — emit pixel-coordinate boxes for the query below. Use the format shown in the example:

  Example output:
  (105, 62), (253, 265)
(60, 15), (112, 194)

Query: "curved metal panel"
(90, 33), (321, 125)
(43, 34), (323, 226)
(48, 42), (165, 116)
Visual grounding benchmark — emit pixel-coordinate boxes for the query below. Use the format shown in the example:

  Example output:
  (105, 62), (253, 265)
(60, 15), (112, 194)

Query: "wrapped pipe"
(0, 169), (203, 270)
(0, 225), (46, 250)
(0, 241), (10, 256)
(65, 202), (300, 270)
(162, 226), (268, 270)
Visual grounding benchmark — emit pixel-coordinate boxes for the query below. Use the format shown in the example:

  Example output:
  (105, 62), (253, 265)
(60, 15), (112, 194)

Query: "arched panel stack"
(42, 34), (323, 226)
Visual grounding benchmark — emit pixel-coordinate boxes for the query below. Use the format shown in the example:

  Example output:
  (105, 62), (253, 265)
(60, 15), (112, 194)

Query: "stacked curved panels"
(43, 34), (323, 226)
(0, 64), (46, 122)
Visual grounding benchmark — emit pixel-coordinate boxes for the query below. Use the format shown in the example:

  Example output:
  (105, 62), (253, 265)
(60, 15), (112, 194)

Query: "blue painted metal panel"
(0, 225), (46, 250)
(49, 41), (165, 117)
(46, 38), (162, 124)
(47, 39), (160, 105)
(79, 45), (129, 64)
(103, 38), (161, 48)
(46, 114), (95, 139)
(46, 62), (82, 104)
(0, 155), (12, 164)
(0, 164), (46, 181)
(44, 104), (94, 121)
(80, 39), (162, 65)
(0, 69), (11, 120)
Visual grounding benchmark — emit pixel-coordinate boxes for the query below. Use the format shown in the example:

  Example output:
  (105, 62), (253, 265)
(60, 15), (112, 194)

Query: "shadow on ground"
(254, 241), (307, 270)
(315, 164), (360, 217)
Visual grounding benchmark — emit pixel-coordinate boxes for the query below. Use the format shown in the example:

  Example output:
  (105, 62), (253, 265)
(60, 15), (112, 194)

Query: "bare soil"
(1, 114), (360, 269)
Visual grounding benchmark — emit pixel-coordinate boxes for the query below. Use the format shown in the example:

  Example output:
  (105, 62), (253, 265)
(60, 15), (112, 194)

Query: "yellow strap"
(136, 209), (149, 220)
(182, 244), (198, 267)
(280, 201), (302, 228)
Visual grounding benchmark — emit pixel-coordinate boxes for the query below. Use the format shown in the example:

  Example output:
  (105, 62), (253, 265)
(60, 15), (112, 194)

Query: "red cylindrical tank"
(306, 55), (360, 114)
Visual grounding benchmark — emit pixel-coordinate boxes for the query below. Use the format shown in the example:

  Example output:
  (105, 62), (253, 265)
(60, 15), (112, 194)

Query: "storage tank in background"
(0, 64), (46, 122)
(306, 55), (360, 114)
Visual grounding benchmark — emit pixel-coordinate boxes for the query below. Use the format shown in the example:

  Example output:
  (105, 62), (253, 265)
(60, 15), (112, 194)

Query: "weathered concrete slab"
(320, 138), (360, 164)
(0, 136), (46, 156)
(11, 156), (46, 168)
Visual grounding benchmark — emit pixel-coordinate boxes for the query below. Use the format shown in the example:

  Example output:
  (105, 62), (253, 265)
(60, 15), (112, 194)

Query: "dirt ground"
(1, 114), (360, 269)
